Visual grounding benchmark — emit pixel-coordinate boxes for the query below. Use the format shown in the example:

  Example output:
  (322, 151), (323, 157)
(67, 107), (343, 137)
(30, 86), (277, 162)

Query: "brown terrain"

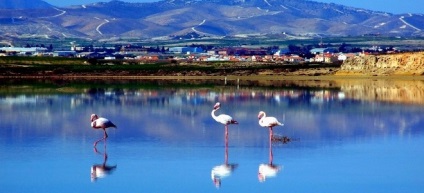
(337, 52), (424, 76)
(2, 52), (423, 78)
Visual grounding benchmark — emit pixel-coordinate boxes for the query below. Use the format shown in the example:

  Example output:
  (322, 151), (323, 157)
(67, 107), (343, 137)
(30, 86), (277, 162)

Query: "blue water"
(1, 82), (424, 193)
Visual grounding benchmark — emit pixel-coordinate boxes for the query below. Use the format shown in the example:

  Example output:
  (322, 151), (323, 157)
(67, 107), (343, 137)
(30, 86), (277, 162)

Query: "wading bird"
(211, 102), (238, 136)
(258, 111), (283, 139)
(90, 114), (117, 147)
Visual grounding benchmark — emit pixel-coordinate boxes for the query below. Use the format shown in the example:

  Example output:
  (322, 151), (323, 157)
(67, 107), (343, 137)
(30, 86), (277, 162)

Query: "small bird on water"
(90, 114), (117, 147)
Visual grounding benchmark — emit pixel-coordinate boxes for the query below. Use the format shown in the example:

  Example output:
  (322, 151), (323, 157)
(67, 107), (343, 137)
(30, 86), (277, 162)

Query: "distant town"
(0, 41), (422, 65)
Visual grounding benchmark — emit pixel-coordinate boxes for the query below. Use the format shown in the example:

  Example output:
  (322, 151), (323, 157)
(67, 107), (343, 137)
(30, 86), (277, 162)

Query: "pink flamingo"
(90, 114), (117, 147)
(258, 111), (283, 140)
(211, 102), (238, 137)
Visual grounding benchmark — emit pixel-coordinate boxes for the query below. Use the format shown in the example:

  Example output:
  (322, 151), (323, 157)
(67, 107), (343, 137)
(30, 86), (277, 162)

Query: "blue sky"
(43, 0), (423, 14)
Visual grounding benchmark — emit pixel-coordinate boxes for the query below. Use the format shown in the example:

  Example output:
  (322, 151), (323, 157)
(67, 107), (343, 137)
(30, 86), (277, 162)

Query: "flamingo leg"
(225, 125), (229, 164)
(225, 125), (229, 138)
(104, 129), (108, 139)
(269, 127), (274, 165)
(93, 129), (108, 147)
(269, 126), (273, 141)
(269, 126), (273, 165)
(93, 138), (104, 147)
(102, 152), (108, 166)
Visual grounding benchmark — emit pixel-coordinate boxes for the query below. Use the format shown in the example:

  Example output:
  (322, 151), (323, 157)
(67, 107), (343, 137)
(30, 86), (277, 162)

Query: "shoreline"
(1, 74), (424, 81)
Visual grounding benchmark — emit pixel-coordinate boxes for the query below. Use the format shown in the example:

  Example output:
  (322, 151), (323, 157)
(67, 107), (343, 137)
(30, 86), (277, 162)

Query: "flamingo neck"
(211, 108), (218, 121)
(258, 117), (266, 127)
(258, 112), (267, 127)
(259, 112), (267, 119)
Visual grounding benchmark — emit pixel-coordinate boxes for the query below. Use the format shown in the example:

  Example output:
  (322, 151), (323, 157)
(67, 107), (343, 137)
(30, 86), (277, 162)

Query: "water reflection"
(211, 126), (238, 188)
(91, 145), (117, 182)
(258, 123), (282, 182)
(1, 80), (422, 145)
(1, 79), (424, 192)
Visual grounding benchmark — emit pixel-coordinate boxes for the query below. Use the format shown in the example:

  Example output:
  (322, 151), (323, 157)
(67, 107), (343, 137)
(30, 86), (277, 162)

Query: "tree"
(87, 58), (98, 65)
(338, 42), (347, 53)
(287, 44), (301, 54)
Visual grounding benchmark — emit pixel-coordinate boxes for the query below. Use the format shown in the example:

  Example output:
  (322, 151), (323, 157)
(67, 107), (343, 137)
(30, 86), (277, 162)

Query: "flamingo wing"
(95, 118), (117, 128)
(216, 114), (237, 125)
(260, 117), (282, 127)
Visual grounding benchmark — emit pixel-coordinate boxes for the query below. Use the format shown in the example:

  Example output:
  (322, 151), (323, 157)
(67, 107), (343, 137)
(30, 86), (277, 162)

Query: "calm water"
(1, 79), (424, 193)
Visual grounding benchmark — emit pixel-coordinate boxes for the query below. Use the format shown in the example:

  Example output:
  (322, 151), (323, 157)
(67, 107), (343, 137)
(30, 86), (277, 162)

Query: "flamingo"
(90, 114), (117, 147)
(211, 102), (238, 136)
(258, 111), (283, 140)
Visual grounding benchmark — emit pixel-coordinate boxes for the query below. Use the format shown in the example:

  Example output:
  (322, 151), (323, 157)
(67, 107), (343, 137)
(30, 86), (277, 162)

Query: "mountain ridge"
(0, 0), (423, 39)
(0, 0), (52, 9)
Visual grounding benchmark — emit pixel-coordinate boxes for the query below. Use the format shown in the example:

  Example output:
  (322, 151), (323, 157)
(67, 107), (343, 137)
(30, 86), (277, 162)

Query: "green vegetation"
(0, 56), (86, 65)
(0, 56), (217, 75)
(0, 55), (340, 76)
(0, 78), (219, 95)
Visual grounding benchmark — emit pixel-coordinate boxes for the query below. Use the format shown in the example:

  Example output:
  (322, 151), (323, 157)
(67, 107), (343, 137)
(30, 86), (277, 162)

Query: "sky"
(43, 0), (424, 14)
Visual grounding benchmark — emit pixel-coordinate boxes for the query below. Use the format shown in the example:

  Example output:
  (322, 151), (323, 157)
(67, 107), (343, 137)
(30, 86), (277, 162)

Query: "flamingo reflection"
(91, 145), (117, 182)
(90, 114), (117, 147)
(258, 133), (282, 182)
(211, 126), (238, 188)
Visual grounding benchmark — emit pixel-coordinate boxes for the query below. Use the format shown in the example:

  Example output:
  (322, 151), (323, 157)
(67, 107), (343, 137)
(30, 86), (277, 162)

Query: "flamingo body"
(91, 117), (116, 129)
(214, 114), (237, 125)
(211, 102), (238, 126)
(258, 111), (283, 128)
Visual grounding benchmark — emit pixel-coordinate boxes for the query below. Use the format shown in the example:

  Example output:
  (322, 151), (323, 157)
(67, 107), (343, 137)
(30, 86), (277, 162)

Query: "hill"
(0, 0), (52, 9)
(0, 0), (423, 39)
